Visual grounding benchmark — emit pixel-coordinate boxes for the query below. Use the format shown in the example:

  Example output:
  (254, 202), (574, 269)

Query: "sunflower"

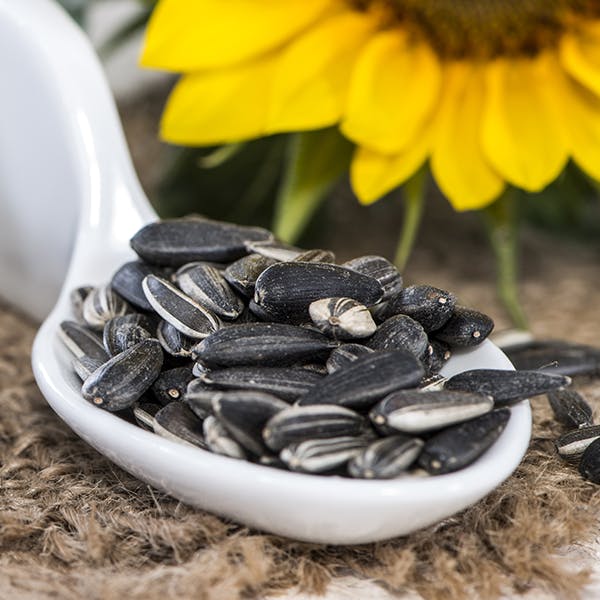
(141, 0), (600, 212)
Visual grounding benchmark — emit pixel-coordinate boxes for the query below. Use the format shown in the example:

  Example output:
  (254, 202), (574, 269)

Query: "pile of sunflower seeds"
(59, 216), (572, 478)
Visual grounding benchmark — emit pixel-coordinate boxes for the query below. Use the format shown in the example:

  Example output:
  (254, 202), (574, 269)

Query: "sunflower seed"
(444, 369), (571, 407)
(297, 350), (424, 410)
(131, 217), (273, 266)
(72, 355), (105, 381)
(326, 343), (375, 374)
(203, 415), (247, 459)
(547, 389), (593, 429)
(383, 285), (456, 331)
(192, 362), (210, 378)
(111, 261), (164, 311)
(103, 315), (153, 356)
(151, 366), (195, 405)
(200, 366), (322, 401)
(348, 434), (424, 479)
(192, 323), (334, 368)
(292, 249), (336, 264)
(81, 339), (164, 411)
(370, 390), (494, 433)
(555, 425), (600, 459)
(212, 391), (288, 455)
(422, 339), (451, 376)
(153, 401), (206, 448)
(579, 438), (600, 483)
(280, 435), (370, 473)
(175, 263), (244, 320)
(367, 315), (429, 358)
(254, 262), (383, 323)
(133, 401), (161, 430)
(342, 255), (403, 301)
(263, 404), (365, 452)
(156, 320), (196, 358)
(70, 286), (93, 322)
(223, 253), (277, 298)
(433, 306), (494, 347)
(59, 321), (109, 362)
(309, 297), (377, 340)
(142, 275), (221, 339)
(82, 284), (131, 329)
(418, 408), (511, 474)
(184, 379), (220, 419)
(245, 239), (303, 261)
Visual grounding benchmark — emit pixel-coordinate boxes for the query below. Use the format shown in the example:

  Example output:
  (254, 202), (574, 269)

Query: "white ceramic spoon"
(12, 0), (532, 544)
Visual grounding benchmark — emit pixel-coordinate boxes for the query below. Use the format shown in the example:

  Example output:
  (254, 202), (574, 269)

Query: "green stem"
(394, 168), (427, 271)
(483, 190), (529, 330)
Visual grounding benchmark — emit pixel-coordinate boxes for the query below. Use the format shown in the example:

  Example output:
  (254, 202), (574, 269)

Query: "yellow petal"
(560, 22), (600, 98)
(481, 53), (568, 192)
(160, 55), (276, 145)
(351, 129), (431, 205)
(431, 63), (504, 211)
(141, 0), (335, 72)
(267, 11), (376, 133)
(342, 30), (441, 154)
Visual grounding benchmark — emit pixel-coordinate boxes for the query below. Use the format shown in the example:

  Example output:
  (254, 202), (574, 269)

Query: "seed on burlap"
(142, 274), (221, 339)
(203, 416), (247, 459)
(223, 253), (277, 297)
(156, 320), (196, 358)
(59, 320), (109, 362)
(292, 249), (336, 264)
(326, 343), (375, 374)
(342, 255), (403, 301)
(103, 314), (153, 356)
(200, 366), (322, 402)
(70, 286), (93, 322)
(175, 263), (244, 320)
(578, 437), (600, 483)
(433, 306), (494, 347)
(281, 435), (371, 473)
(130, 217), (273, 266)
(212, 391), (288, 456)
(154, 401), (207, 448)
(263, 405), (365, 452)
(297, 350), (424, 410)
(111, 261), (164, 311)
(151, 366), (195, 406)
(81, 339), (163, 412)
(82, 284), (131, 329)
(370, 390), (494, 433)
(254, 262), (383, 323)
(133, 401), (162, 431)
(555, 425), (600, 459)
(72, 355), (105, 381)
(192, 323), (335, 368)
(309, 297), (377, 340)
(367, 314), (429, 358)
(383, 285), (456, 331)
(244, 239), (303, 261)
(348, 434), (424, 479)
(418, 408), (511, 474)
(547, 389), (593, 429)
(444, 369), (571, 407)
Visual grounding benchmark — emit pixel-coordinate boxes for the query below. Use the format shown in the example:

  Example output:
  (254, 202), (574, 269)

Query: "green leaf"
(273, 128), (353, 243)
(197, 143), (246, 169)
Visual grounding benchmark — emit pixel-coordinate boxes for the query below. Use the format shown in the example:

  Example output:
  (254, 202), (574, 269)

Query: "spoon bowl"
(4, 0), (533, 544)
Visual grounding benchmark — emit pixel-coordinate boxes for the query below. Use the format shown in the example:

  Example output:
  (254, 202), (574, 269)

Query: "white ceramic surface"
(11, 0), (533, 544)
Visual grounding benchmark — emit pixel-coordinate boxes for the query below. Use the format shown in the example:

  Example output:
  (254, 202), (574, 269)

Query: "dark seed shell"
(444, 369), (571, 407)
(326, 343), (375, 374)
(131, 217), (273, 266)
(555, 425), (600, 459)
(192, 323), (335, 368)
(263, 405), (365, 452)
(156, 320), (196, 358)
(223, 253), (277, 298)
(342, 255), (403, 301)
(72, 356), (105, 381)
(82, 285), (131, 329)
(297, 350), (425, 410)
(153, 402), (206, 448)
(254, 262), (383, 323)
(547, 389), (593, 429)
(103, 315), (152, 356)
(110, 261), (164, 311)
(433, 306), (494, 347)
(367, 314), (429, 358)
(59, 321), (109, 363)
(151, 366), (195, 405)
(81, 339), (164, 411)
(184, 379), (221, 419)
(418, 408), (511, 474)
(579, 437), (600, 483)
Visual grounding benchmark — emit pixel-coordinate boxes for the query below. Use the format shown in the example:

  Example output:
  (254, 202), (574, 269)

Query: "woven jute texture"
(2, 227), (600, 600)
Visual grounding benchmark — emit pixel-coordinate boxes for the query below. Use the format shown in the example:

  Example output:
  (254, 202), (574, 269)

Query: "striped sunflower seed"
(184, 379), (221, 420)
(244, 239), (303, 261)
(292, 249), (336, 264)
(133, 401), (161, 431)
(223, 253), (277, 298)
(59, 320), (109, 363)
(154, 402), (206, 448)
(151, 366), (195, 405)
(82, 284), (131, 329)
(367, 314), (429, 358)
(72, 355), (105, 381)
(142, 274), (221, 339)
(342, 255), (403, 301)
(309, 297), (377, 340)
(156, 320), (196, 358)
(326, 343), (375, 374)
(579, 437), (600, 483)
(103, 314), (153, 356)
(433, 306), (494, 347)
(70, 286), (93, 323)
(348, 434), (424, 479)
(81, 339), (163, 411)
(547, 389), (593, 429)
(370, 390), (494, 433)
(110, 261), (165, 311)
(555, 425), (600, 459)
(418, 408), (511, 474)
(203, 415), (247, 459)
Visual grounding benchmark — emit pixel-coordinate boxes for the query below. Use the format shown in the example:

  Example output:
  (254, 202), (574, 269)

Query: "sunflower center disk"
(351, 0), (600, 58)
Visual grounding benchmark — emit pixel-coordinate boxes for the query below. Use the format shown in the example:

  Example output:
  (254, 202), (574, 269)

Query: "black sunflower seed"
(579, 437), (600, 483)
(110, 261), (164, 311)
(342, 255), (403, 301)
(151, 366), (195, 405)
(325, 343), (375, 374)
(59, 320), (109, 363)
(223, 253), (277, 298)
(367, 314), (429, 358)
(153, 401), (206, 448)
(555, 425), (600, 459)
(433, 306), (494, 347)
(547, 389), (593, 429)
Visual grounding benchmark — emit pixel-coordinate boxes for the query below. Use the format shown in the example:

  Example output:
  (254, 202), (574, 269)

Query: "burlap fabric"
(1, 220), (600, 599)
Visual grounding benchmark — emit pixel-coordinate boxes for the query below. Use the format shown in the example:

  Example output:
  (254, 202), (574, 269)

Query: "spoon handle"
(0, 0), (156, 320)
